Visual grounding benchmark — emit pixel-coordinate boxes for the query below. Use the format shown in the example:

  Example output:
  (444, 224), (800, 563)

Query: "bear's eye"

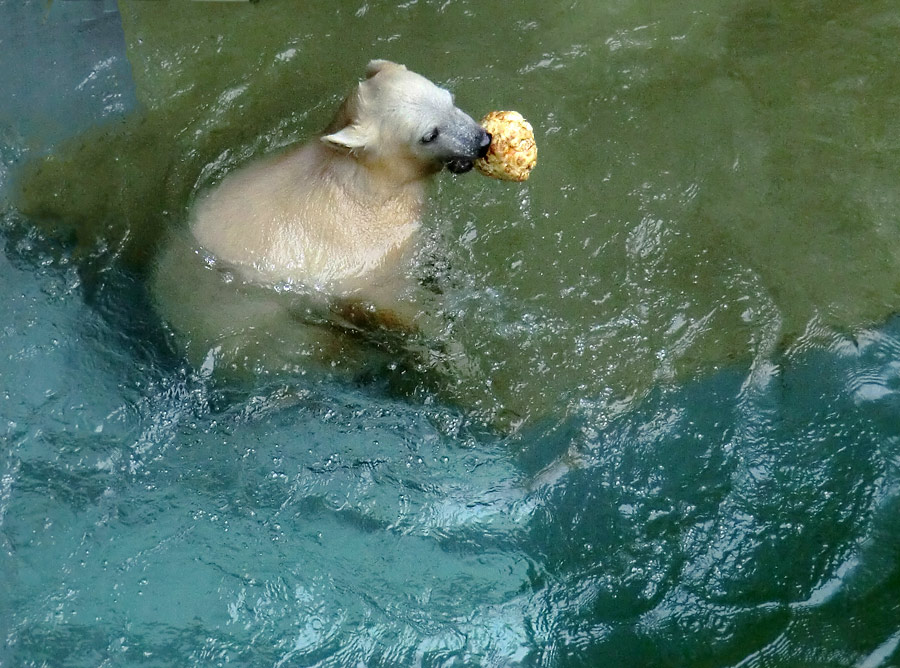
(421, 127), (440, 144)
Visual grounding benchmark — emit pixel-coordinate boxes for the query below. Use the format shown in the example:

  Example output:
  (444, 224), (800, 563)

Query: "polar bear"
(153, 60), (490, 378)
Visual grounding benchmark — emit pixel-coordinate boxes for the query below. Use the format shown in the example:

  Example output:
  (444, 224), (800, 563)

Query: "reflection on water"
(3, 0), (900, 666)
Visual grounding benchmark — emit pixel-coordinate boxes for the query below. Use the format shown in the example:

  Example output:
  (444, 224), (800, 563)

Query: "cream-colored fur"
(153, 60), (488, 377)
(190, 140), (425, 298)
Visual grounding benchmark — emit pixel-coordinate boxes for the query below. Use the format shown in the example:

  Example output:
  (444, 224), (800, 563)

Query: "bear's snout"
(444, 127), (491, 174)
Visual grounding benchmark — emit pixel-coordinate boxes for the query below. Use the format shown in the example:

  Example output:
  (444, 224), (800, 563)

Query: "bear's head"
(322, 60), (491, 182)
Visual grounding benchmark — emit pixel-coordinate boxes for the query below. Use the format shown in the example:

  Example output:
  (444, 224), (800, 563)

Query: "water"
(3, 0), (900, 665)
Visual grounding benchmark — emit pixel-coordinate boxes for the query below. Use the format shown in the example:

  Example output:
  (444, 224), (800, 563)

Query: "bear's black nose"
(478, 130), (492, 158)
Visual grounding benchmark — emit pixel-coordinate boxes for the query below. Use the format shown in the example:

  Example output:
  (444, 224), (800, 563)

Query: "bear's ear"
(321, 124), (370, 152)
(365, 59), (406, 79)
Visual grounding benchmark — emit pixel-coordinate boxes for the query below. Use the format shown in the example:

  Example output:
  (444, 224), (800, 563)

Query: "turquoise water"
(3, 1), (900, 666)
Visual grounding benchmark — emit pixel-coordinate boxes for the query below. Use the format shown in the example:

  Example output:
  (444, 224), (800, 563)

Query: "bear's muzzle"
(444, 129), (492, 174)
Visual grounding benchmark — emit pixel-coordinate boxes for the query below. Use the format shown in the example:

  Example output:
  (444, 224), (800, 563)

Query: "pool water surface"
(2, 1), (900, 666)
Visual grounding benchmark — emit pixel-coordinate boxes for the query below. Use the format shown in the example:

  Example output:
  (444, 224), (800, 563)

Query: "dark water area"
(2, 1), (900, 666)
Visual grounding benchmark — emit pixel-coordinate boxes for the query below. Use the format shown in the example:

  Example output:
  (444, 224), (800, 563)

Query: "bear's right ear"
(321, 124), (370, 152)
(365, 59), (406, 79)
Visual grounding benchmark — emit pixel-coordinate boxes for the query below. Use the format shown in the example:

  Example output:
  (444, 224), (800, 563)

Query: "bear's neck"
(315, 143), (429, 214)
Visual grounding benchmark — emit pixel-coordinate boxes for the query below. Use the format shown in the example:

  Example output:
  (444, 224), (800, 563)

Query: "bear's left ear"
(365, 59), (406, 79)
(321, 124), (370, 152)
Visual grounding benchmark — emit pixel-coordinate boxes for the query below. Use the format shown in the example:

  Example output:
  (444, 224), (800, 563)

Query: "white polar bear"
(153, 60), (490, 377)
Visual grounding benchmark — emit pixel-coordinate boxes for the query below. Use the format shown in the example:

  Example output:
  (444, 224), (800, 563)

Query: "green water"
(20, 0), (900, 423)
(4, 0), (900, 665)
